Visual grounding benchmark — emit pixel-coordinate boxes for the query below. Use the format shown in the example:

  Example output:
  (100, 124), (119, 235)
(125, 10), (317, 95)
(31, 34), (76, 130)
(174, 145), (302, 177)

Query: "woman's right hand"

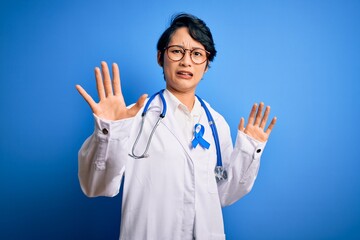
(76, 61), (147, 121)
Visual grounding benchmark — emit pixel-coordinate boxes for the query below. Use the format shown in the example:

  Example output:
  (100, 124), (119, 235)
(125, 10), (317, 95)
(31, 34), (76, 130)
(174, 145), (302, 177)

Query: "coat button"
(256, 149), (261, 153)
(102, 128), (108, 135)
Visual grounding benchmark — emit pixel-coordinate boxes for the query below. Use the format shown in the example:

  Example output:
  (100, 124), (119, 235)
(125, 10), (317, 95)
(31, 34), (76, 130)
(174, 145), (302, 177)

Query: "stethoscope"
(129, 89), (228, 182)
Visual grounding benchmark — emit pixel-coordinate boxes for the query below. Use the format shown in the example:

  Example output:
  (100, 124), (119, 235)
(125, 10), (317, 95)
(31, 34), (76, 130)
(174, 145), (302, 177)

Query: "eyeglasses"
(164, 45), (210, 65)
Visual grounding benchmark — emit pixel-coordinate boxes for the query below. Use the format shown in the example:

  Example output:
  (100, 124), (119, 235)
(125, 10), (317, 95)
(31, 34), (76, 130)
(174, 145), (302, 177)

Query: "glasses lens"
(167, 46), (184, 61)
(191, 49), (207, 64)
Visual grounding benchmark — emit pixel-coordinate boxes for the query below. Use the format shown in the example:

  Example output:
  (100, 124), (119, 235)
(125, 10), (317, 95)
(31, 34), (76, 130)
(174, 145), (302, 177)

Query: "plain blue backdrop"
(1, 0), (359, 239)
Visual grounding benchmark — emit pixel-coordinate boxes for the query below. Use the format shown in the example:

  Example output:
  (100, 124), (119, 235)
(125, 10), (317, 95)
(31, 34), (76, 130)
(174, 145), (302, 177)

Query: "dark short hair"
(157, 13), (217, 66)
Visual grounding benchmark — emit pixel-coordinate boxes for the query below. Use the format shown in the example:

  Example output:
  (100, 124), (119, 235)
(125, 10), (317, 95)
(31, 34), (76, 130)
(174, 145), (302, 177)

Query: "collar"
(163, 89), (202, 117)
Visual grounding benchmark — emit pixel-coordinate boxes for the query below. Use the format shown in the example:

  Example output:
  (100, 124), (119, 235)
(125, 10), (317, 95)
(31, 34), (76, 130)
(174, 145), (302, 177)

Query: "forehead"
(168, 27), (204, 49)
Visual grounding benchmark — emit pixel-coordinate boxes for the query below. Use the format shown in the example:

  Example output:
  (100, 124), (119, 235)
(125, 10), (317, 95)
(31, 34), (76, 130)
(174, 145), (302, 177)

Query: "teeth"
(178, 72), (192, 76)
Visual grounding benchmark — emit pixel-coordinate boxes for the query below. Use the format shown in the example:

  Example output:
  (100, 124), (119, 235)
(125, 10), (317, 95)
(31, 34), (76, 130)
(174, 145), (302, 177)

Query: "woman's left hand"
(238, 102), (277, 143)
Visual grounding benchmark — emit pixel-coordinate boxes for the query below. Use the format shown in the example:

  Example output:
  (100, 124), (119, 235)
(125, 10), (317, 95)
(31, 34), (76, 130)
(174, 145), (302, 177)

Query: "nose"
(180, 50), (192, 66)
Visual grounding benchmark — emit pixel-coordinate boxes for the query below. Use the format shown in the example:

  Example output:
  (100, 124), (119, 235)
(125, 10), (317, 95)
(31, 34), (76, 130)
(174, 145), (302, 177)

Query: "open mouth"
(177, 71), (193, 77)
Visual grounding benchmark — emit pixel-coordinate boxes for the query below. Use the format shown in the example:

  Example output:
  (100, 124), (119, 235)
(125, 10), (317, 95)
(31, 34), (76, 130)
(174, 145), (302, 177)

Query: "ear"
(157, 51), (163, 67)
(204, 61), (209, 73)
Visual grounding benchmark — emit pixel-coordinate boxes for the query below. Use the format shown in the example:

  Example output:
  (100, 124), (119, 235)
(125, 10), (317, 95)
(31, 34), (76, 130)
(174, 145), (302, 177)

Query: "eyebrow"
(169, 44), (206, 50)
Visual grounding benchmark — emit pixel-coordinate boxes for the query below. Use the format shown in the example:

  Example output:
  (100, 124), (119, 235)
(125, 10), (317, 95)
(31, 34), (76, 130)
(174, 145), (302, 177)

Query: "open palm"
(239, 102), (277, 142)
(76, 61), (147, 121)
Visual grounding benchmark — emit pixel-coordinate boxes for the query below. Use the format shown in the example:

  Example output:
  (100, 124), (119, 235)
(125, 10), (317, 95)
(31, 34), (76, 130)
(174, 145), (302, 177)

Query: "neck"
(166, 87), (195, 111)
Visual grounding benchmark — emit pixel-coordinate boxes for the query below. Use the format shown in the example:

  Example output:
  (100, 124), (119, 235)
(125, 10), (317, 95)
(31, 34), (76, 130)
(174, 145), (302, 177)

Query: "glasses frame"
(164, 45), (210, 65)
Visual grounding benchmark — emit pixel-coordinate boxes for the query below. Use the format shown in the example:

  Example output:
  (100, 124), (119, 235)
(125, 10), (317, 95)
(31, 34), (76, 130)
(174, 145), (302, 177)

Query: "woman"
(76, 13), (276, 240)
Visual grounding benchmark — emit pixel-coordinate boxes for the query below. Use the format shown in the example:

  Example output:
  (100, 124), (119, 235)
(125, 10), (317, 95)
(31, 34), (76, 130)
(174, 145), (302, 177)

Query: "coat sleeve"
(78, 114), (134, 197)
(216, 116), (267, 207)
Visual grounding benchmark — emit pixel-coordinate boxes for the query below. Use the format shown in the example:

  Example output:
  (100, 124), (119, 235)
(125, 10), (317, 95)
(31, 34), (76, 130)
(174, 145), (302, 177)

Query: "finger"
(112, 63), (122, 96)
(128, 94), (148, 116)
(95, 67), (105, 100)
(254, 102), (264, 126)
(265, 117), (277, 135)
(101, 61), (113, 97)
(238, 117), (245, 131)
(248, 103), (257, 125)
(260, 106), (270, 129)
(75, 85), (97, 111)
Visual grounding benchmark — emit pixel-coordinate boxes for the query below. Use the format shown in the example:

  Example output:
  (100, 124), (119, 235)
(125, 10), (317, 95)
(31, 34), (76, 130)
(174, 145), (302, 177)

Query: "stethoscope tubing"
(129, 90), (166, 159)
(196, 96), (223, 168)
(129, 89), (224, 170)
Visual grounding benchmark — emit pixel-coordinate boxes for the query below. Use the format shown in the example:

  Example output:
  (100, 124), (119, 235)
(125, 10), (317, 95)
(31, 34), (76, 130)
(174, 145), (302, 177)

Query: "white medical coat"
(78, 91), (266, 240)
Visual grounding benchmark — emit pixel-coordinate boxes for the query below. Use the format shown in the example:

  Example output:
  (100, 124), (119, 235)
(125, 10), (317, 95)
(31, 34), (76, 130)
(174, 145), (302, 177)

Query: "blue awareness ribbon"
(191, 123), (210, 149)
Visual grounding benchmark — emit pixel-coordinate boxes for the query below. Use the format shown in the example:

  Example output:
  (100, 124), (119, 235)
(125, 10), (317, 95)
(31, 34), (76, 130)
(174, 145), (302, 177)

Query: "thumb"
(75, 84), (97, 113)
(128, 94), (148, 116)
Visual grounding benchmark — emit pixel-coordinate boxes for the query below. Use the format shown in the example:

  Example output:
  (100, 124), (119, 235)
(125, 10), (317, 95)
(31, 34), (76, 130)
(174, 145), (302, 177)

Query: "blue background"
(1, 0), (359, 239)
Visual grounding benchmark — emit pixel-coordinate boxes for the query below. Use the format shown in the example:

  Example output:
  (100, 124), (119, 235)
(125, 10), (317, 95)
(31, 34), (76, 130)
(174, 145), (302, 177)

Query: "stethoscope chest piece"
(214, 166), (228, 183)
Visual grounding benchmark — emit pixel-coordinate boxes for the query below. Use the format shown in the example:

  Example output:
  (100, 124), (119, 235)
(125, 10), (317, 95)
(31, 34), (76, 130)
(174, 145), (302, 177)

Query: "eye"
(193, 51), (203, 57)
(169, 46), (184, 55)
(192, 49), (205, 58)
(171, 49), (182, 54)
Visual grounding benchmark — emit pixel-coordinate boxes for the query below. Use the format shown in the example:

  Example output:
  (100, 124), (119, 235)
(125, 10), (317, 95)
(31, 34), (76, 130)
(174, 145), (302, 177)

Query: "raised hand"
(238, 102), (277, 142)
(76, 61), (147, 121)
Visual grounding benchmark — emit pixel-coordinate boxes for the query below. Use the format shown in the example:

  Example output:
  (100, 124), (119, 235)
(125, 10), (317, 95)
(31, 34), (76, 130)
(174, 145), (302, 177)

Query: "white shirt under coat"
(78, 89), (266, 240)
